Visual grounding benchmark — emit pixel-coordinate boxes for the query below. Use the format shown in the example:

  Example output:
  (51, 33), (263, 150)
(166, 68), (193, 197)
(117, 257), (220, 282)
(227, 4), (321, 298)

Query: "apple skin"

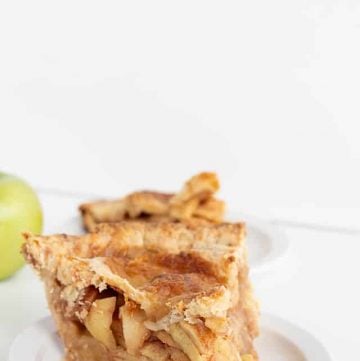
(0, 173), (43, 280)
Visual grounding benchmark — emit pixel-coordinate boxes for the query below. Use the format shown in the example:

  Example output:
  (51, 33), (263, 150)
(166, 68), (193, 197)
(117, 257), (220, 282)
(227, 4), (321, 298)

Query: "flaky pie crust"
(23, 222), (259, 361)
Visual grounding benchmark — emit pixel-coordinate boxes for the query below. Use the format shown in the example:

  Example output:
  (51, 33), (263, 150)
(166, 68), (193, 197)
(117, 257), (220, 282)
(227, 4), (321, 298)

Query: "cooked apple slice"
(121, 301), (150, 354)
(169, 324), (203, 361)
(204, 317), (228, 334)
(179, 321), (214, 354)
(140, 341), (170, 361)
(213, 337), (240, 361)
(155, 330), (179, 348)
(169, 348), (190, 361)
(84, 296), (116, 349)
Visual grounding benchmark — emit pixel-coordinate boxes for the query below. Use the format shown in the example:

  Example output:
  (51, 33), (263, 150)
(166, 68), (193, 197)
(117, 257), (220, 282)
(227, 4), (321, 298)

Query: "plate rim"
(259, 313), (333, 360)
(226, 211), (290, 275)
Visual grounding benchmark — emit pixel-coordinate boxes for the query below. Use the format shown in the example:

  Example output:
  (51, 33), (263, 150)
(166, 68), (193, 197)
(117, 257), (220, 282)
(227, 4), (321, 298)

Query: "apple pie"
(80, 172), (225, 232)
(22, 221), (259, 361)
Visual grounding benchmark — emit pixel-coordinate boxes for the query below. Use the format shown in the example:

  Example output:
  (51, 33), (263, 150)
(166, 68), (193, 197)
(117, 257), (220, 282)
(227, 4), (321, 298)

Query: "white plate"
(227, 212), (290, 277)
(57, 212), (290, 278)
(8, 314), (331, 361)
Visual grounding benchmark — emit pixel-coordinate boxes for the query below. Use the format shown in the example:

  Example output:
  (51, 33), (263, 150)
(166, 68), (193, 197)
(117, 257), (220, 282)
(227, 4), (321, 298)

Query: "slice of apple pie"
(80, 172), (225, 232)
(22, 221), (259, 361)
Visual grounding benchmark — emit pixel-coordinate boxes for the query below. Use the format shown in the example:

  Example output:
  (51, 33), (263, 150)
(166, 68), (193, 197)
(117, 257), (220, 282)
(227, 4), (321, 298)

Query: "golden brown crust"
(23, 221), (258, 361)
(79, 173), (225, 232)
(169, 172), (220, 205)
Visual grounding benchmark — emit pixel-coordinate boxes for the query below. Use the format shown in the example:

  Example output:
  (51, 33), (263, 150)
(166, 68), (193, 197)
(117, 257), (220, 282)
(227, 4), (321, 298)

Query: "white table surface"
(0, 192), (359, 360)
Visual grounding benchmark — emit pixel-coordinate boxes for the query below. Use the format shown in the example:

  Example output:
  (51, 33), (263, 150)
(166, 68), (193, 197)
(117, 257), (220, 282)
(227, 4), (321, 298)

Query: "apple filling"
(79, 292), (190, 361)
(73, 289), (254, 361)
(84, 297), (117, 348)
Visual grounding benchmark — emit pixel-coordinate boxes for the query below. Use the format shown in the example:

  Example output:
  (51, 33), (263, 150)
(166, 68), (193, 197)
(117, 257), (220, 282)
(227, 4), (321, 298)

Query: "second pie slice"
(22, 222), (259, 361)
(79, 172), (225, 231)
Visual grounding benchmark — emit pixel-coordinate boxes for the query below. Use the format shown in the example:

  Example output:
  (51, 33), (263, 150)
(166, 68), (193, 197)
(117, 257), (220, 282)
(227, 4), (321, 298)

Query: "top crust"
(22, 222), (248, 324)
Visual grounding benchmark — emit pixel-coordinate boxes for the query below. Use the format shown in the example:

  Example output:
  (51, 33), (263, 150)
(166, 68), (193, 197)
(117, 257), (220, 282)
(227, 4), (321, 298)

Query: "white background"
(0, 2), (360, 360)
(0, 0), (359, 230)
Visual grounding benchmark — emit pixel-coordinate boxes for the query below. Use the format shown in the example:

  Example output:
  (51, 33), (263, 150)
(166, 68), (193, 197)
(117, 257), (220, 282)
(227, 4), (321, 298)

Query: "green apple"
(0, 172), (43, 280)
